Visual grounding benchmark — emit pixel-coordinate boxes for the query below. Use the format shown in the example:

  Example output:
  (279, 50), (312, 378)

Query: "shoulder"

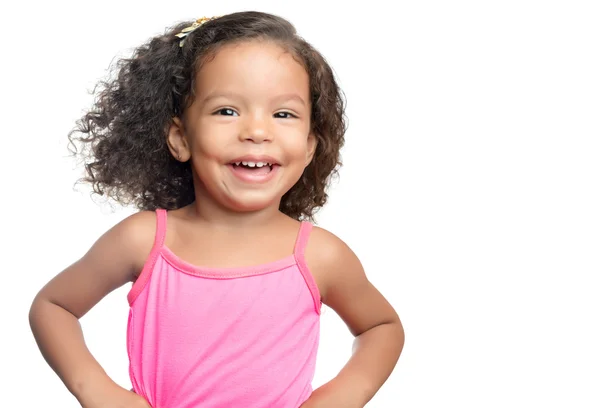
(305, 225), (356, 265)
(117, 209), (158, 238)
(304, 225), (365, 301)
(98, 209), (158, 277)
(118, 210), (159, 274)
(33, 209), (160, 319)
(304, 224), (401, 336)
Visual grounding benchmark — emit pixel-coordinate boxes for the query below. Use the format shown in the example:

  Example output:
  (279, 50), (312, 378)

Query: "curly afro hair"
(68, 11), (347, 221)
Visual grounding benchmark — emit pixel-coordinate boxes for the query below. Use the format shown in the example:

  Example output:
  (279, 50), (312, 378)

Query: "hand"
(79, 381), (151, 408)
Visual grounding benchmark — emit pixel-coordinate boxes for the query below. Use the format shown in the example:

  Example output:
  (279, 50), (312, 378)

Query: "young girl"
(29, 11), (404, 408)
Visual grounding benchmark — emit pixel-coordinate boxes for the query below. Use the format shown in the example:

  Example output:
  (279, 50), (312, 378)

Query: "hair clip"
(175, 17), (216, 47)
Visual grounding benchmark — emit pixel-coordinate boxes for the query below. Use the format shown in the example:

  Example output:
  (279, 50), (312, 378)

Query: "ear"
(305, 132), (318, 167)
(167, 117), (191, 162)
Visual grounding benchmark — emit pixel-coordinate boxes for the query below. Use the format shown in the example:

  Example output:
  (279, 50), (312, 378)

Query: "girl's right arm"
(29, 210), (157, 407)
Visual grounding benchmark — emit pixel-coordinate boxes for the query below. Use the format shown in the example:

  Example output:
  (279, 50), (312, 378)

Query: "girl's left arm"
(300, 227), (405, 408)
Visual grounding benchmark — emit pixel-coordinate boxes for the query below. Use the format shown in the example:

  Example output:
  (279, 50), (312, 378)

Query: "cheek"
(189, 135), (227, 179)
(281, 130), (312, 157)
(191, 129), (228, 159)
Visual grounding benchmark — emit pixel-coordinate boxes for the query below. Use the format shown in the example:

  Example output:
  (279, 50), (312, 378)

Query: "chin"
(225, 195), (280, 213)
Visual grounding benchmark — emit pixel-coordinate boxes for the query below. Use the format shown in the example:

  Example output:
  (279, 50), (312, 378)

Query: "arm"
(302, 227), (405, 407)
(28, 211), (156, 407)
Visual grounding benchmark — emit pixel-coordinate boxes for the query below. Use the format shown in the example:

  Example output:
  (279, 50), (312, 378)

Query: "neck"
(185, 183), (285, 231)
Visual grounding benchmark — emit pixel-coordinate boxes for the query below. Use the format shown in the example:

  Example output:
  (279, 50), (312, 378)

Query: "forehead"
(194, 40), (309, 100)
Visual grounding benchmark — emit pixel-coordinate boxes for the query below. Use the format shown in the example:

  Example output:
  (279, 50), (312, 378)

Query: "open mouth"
(227, 160), (280, 181)
(231, 161), (274, 172)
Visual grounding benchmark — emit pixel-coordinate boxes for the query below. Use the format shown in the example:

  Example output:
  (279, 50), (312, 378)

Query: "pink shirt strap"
(293, 221), (312, 257)
(293, 222), (322, 315)
(154, 208), (168, 248)
(127, 208), (167, 305)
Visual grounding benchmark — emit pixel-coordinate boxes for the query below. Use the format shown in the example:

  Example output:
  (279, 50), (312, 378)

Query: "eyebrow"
(201, 92), (307, 107)
(275, 93), (307, 107)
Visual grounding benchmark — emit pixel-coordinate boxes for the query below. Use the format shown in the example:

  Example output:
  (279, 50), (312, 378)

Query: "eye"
(274, 111), (297, 119)
(214, 108), (238, 116)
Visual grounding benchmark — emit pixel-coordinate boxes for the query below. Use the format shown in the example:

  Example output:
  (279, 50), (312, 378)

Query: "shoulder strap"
(292, 221), (321, 315)
(293, 221), (313, 257)
(154, 208), (167, 248)
(127, 208), (167, 306)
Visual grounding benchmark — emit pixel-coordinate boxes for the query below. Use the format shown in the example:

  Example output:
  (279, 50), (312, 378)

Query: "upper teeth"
(236, 161), (271, 167)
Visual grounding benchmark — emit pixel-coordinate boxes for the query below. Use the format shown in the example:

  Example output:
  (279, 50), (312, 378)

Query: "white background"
(1, 0), (599, 406)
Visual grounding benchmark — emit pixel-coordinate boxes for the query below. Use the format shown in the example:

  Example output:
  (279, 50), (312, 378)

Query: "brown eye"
(274, 112), (297, 119)
(215, 108), (238, 116)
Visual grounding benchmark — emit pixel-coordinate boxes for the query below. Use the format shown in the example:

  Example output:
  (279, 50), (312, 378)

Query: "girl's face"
(168, 40), (316, 214)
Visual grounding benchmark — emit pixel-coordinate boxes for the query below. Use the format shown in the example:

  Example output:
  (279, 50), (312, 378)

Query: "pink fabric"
(126, 209), (321, 408)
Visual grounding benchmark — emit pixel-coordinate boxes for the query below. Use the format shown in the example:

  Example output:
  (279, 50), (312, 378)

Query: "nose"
(239, 113), (273, 143)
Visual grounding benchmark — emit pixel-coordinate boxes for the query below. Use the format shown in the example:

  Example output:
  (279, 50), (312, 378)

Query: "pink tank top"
(126, 209), (322, 408)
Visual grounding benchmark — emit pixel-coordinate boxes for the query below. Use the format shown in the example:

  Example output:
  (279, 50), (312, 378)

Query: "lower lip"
(227, 164), (280, 183)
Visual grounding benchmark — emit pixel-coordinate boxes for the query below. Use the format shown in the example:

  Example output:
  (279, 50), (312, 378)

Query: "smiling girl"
(29, 11), (404, 408)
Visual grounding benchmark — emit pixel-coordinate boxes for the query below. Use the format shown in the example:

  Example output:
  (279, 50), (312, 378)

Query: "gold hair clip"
(175, 17), (216, 47)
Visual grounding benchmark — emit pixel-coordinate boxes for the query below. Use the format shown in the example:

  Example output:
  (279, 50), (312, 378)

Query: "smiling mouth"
(231, 160), (274, 171)
(227, 160), (281, 183)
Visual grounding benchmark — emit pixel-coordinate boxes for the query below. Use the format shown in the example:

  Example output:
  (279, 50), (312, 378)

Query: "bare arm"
(29, 211), (155, 406)
(302, 227), (405, 407)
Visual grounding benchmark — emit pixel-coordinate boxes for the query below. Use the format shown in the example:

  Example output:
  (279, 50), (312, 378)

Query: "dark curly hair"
(68, 11), (347, 221)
